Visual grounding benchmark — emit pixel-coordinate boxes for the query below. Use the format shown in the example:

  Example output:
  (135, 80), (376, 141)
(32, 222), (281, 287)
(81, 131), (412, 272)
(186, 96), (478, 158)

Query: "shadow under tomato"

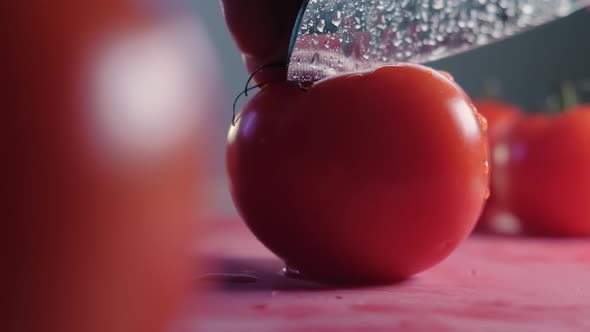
(196, 255), (414, 293)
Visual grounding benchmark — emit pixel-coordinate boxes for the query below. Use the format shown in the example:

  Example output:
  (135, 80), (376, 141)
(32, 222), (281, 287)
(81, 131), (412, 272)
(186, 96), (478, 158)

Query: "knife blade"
(287, 0), (590, 82)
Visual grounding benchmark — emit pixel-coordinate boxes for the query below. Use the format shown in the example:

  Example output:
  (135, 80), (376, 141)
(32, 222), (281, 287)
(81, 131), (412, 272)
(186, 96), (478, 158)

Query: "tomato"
(493, 107), (590, 236)
(472, 100), (522, 233)
(227, 64), (490, 284)
(7, 2), (213, 332)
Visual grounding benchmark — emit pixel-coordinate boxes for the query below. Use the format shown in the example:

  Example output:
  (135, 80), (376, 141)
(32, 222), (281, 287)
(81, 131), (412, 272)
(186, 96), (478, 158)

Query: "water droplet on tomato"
(484, 160), (490, 175)
(439, 71), (454, 81)
(477, 112), (488, 131)
(484, 188), (491, 200)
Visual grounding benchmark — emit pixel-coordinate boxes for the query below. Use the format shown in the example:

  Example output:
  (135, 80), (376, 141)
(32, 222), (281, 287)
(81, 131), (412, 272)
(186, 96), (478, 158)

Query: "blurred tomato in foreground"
(493, 107), (590, 236)
(6, 2), (216, 332)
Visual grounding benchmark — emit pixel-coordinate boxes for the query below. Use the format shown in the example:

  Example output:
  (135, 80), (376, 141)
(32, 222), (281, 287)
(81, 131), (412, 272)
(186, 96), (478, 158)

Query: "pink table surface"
(176, 220), (590, 332)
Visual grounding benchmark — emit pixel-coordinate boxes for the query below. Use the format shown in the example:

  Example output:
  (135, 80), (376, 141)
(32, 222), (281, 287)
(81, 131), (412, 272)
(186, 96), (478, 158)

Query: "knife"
(287, 0), (590, 82)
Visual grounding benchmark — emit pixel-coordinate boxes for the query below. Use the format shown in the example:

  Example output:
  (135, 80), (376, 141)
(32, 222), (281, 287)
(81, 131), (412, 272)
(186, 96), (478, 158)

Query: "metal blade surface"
(287, 0), (589, 82)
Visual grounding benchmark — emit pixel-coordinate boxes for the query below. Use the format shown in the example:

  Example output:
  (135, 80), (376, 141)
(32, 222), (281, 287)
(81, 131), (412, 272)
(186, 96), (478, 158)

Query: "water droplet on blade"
(310, 52), (321, 70)
(317, 19), (326, 33)
(332, 10), (342, 27)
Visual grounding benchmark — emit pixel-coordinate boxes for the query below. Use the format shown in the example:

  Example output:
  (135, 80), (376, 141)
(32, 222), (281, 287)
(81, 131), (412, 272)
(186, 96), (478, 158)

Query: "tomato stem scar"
(233, 62), (311, 127)
(244, 62), (287, 97)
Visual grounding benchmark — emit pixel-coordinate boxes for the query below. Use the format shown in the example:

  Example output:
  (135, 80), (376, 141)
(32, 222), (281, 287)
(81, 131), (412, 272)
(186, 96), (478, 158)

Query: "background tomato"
(493, 107), (590, 236)
(7, 2), (213, 332)
(474, 100), (523, 149)
(227, 64), (490, 285)
(473, 100), (522, 233)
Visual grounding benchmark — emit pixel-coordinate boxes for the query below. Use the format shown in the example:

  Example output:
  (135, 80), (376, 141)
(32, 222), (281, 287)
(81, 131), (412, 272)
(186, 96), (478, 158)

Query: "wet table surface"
(177, 220), (590, 332)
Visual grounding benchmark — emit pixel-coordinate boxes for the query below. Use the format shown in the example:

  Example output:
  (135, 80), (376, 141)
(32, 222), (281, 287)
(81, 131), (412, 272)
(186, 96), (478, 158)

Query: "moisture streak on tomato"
(227, 64), (489, 285)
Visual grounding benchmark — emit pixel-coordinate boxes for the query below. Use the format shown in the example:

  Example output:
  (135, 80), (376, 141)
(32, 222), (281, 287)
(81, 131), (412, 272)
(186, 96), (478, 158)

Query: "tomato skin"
(7, 2), (211, 332)
(227, 64), (489, 284)
(494, 108), (590, 236)
(473, 100), (522, 233)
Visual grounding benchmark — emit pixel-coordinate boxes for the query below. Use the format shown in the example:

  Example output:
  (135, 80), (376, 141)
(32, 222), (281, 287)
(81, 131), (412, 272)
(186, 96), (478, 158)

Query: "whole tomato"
(227, 64), (490, 284)
(7, 2), (213, 332)
(473, 100), (522, 233)
(493, 107), (590, 236)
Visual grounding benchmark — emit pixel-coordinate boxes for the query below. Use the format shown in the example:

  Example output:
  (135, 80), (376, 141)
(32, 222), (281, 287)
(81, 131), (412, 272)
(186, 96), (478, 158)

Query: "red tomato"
(493, 107), (590, 236)
(473, 100), (522, 233)
(227, 64), (490, 284)
(7, 2), (213, 332)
